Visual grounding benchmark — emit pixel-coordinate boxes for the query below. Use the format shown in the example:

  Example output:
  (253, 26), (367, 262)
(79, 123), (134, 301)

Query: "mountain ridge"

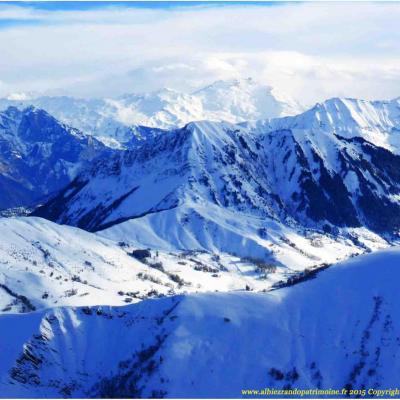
(32, 114), (400, 267)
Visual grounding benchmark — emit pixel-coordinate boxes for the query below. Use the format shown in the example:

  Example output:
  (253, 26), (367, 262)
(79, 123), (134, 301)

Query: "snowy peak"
(33, 120), (279, 233)
(117, 78), (302, 128)
(264, 96), (400, 153)
(310, 96), (400, 134)
(193, 77), (302, 121)
(193, 77), (270, 97)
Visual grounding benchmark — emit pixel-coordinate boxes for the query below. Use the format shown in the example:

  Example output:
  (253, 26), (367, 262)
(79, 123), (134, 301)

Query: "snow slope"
(1, 248), (400, 397)
(0, 79), (302, 145)
(0, 216), (325, 314)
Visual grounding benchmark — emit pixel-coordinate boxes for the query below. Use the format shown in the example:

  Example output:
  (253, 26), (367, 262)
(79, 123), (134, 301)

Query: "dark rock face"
(260, 130), (360, 228)
(260, 129), (400, 234)
(0, 106), (111, 210)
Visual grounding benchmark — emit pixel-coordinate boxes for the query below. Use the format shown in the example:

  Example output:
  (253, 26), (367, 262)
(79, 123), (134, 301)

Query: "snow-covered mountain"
(0, 79), (302, 145)
(256, 96), (400, 154)
(33, 109), (400, 263)
(1, 247), (400, 397)
(2, 90), (400, 398)
(0, 107), (111, 210)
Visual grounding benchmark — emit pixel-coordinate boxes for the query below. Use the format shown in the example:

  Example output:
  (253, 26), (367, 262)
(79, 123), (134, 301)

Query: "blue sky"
(0, 1), (280, 26)
(2, 1), (280, 11)
(0, 1), (399, 104)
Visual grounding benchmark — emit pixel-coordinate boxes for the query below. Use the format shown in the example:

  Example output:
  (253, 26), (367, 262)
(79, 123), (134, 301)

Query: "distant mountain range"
(0, 78), (302, 146)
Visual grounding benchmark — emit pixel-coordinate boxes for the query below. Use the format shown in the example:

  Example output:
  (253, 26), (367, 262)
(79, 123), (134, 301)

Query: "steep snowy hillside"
(257, 96), (400, 154)
(0, 107), (110, 210)
(0, 79), (302, 145)
(33, 118), (395, 264)
(0, 216), (330, 314)
(1, 248), (400, 397)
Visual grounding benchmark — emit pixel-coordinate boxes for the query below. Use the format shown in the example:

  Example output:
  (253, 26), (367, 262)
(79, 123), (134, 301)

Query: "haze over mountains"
(1, 78), (400, 398)
(0, 78), (302, 146)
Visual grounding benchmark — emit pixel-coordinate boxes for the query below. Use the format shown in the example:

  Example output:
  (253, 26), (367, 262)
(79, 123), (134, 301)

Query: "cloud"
(0, 2), (399, 104)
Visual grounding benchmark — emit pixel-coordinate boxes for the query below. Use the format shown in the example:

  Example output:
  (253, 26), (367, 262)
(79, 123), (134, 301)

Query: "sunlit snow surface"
(0, 216), (382, 314)
(1, 248), (400, 397)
